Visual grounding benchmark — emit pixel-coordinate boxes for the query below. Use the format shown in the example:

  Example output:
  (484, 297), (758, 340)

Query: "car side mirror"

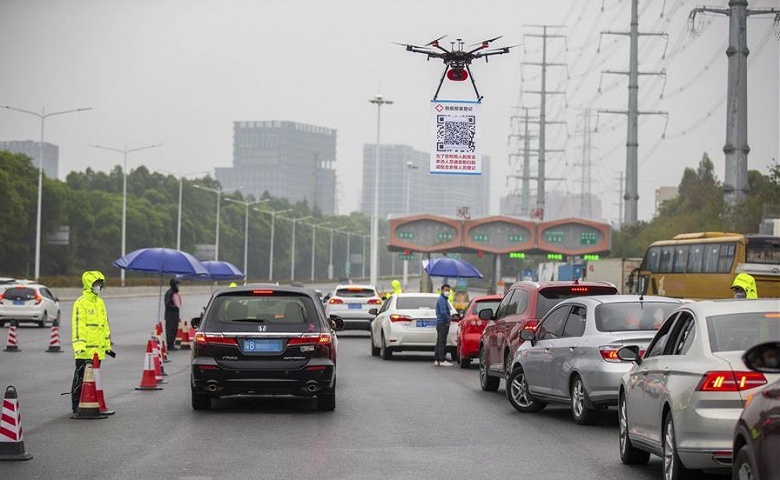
(368, 308), (378, 316)
(478, 308), (494, 321)
(743, 342), (780, 373)
(519, 329), (535, 342)
(329, 315), (344, 331)
(617, 345), (642, 365)
(191, 316), (202, 329)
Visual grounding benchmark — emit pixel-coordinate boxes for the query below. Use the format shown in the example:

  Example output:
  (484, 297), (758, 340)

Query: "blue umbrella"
(113, 247), (209, 276)
(424, 257), (483, 278)
(183, 260), (245, 281)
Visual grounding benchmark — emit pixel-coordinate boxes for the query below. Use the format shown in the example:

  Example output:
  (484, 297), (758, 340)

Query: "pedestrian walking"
(435, 283), (453, 367)
(164, 278), (182, 350)
(71, 271), (114, 413)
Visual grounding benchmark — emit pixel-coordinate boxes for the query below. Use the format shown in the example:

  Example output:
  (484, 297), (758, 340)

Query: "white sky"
(1, 0), (777, 223)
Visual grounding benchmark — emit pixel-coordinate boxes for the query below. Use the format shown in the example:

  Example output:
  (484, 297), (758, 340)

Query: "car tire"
(733, 444), (757, 480)
(618, 393), (650, 465)
(317, 390), (336, 411)
(663, 413), (696, 480)
(370, 332), (380, 357)
(570, 375), (597, 425)
(479, 347), (499, 392)
(38, 312), (47, 328)
(459, 351), (470, 369)
(506, 368), (546, 413)
(191, 390), (211, 411)
(380, 333), (392, 360)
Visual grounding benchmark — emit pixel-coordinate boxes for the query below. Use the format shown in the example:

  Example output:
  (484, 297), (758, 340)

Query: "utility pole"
(615, 171), (625, 227)
(690, 0), (779, 208)
(573, 109), (596, 218)
(600, 0), (668, 225)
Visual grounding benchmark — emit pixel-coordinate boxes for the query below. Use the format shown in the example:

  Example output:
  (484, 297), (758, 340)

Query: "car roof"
(674, 298), (780, 317)
(211, 284), (318, 298)
(509, 280), (617, 290)
(554, 295), (683, 306)
(334, 284), (376, 291)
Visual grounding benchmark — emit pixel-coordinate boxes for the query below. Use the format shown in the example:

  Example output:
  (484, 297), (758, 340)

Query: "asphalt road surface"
(0, 292), (698, 480)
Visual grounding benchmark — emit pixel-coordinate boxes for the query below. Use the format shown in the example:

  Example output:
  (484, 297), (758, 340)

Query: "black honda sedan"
(190, 285), (343, 411)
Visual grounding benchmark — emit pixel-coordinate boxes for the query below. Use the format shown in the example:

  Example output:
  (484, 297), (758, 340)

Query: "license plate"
(243, 339), (284, 353)
(417, 319), (437, 328)
(348, 303), (363, 310)
(13, 300), (24, 306)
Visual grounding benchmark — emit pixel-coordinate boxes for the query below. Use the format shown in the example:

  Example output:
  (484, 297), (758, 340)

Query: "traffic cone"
(135, 340), (162, 391)
(3, 321), (20, 352)
(151, 338), (168, 384)
(92, 354), (114, 415)
(45, 324), (64, 353)
(174, 320), (183, 350)
(71, 364), (108, 420)
(160, 336), (171, 364)
(179, 320), (191, 350)
(0, 386), (32, 461)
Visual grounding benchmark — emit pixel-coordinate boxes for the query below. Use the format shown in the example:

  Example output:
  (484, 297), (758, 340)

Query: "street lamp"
(193, 184), (245, 262)
(280, 215), (311, 282)
(304, 221), (329, 282)
(257, 208), (293, 282)
(1, 104), (91, 281)
(90, 143), (162, 286)
(403, 161), (419, 288)
(369, 93), (393, 288)
(157, 169), (207, 250)
(225, 197), (269, 280)
(361, 234), (369, 279)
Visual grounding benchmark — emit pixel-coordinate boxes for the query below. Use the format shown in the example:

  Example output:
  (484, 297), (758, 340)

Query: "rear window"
(3, 287), (36, 301)
(397, 296), (438, 310)
(595, 302), (680, 331)
(203, 291), (322, 333)
(536, 285), (618, 318)
(706, 311), (780, 352)
(473, 300), (500, 315)
(335, 288), (377, 298)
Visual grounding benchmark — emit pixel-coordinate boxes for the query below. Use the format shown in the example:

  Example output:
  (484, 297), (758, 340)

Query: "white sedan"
(369, 293), (460, 361)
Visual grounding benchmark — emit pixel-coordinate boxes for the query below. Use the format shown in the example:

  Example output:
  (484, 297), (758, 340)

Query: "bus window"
(746, 238), (780, 264)
(659, 246), (674, 273)
(673, 245), (689, 273)
(687, 244), (704, 273)
(644, 246), (660, 272)
(717, 243), (736, 273)
(703, 244), (721, 273)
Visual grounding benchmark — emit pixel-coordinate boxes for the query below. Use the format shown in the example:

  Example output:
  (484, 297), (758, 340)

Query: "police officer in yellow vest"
(731, 273), (758, 298)
(71, 271), (114, 413)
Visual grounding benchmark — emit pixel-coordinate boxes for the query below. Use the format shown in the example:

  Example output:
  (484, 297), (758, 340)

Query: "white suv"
(324, 284), (382, 331)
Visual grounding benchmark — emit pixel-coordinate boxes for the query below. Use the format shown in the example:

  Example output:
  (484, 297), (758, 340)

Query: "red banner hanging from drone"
(430, 99), (482, 175)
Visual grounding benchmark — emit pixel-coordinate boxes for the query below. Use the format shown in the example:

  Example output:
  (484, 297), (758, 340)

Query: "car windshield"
(335, 288), (376, 298)
(595, 302), (680, 331)
(473, 300), (500, 315)
(706, 311), (780, 352)
(2, 287), (36, 301)
(536, 285), (618, 318)
(396, 296), (438, 310)
(204, 291), (321, 333)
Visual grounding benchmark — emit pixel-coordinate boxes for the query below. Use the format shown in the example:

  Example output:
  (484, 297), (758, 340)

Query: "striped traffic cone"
(0, 386), (33, 461)
(160, 336), (171, 363)
(135, 340), (162, 391)
(179, 320), (191, 350)
(45, 324), (64, 353)
(174, 320), (183, 350)
(3, 321), (20, 352)
(151, 338), (168, 384)
(92, 354), (114, 415)
(71, 364), (108, 420)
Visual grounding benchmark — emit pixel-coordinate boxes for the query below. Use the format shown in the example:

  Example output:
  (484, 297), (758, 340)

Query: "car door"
(372, 295), (393, 344)
(487, 289), (518, 372)
(40, 287), (58, 320)
(522, 305), (570, 396)
(548, 304), (588, 399)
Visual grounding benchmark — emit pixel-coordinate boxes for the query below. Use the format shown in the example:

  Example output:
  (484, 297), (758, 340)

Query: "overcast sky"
(1, 0), (777, 223)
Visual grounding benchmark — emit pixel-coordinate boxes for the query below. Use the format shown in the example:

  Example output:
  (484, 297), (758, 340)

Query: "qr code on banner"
(436, 115), (476, 152)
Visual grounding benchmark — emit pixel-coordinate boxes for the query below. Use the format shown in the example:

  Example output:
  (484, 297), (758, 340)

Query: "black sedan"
(190, 285), (343, 411)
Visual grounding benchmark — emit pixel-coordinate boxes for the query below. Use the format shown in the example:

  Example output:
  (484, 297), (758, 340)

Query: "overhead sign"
(430, 100), (481, 175)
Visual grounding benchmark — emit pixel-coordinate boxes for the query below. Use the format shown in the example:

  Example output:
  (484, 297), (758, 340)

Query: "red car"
(478, 280), (618, 392)
(455, 295), (503, 368)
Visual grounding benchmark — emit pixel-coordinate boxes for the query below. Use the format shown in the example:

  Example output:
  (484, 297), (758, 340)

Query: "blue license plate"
(348, 303), (363, 310)
(13, 300), (24, 306)
(417, 320), (437, 328)
(243, 339), (284, 353)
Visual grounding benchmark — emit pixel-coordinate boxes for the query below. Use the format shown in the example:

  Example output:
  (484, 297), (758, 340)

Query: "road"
(0, 293), (677, 480)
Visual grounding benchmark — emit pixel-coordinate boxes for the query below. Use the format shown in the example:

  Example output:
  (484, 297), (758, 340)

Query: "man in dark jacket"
(434, 283), (453, 367)
(164, 278), (182, 350)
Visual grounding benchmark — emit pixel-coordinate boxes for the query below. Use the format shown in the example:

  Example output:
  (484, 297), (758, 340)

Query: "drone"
(396, 35), (516, 101)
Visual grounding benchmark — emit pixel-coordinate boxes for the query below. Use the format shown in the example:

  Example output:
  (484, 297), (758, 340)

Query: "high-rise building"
(0, 140), (59, 179)
(361, 144), (490, 219)
(216, 121), (337, 214)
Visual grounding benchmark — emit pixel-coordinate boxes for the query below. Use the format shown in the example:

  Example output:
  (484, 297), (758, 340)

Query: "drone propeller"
(470, 36), (503, 47)
(426, 35), (447, 46)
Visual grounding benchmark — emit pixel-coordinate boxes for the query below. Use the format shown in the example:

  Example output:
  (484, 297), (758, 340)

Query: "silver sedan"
(617, 299), (780, 479)
(507, 295), (682, 424)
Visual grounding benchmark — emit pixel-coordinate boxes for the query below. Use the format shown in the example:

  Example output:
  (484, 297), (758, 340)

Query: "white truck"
(583, 258), (642, 294)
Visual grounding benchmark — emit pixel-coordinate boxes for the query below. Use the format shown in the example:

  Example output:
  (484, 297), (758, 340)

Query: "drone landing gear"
(432, 65), (483, 102)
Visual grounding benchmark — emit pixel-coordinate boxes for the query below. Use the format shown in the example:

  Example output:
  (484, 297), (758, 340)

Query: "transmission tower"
(573, 109), (597, 218)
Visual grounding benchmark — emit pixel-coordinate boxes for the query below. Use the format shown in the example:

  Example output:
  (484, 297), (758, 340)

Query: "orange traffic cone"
(45, 324), (64, 353)
(151, 338), (168, 384)
(174, 320), (183, 350)
(160, 335), (171, 364)
(71, 364), (108, 420)
(180, 320), (191, 350)
(4, 321), (20, 352)
(0, 386), (32, 461)
(135, 340), (163, 391)
(92, 354), (114, 415)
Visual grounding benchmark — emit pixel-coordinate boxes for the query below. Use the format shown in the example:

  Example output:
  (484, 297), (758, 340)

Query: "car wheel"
(317, 390), (336, 411)
(663, 413), (695, 480)
(506, 368), (546, 413)
(369, 332), (380, 357)
(570, 375), (597, 425)
(618, 393), (650, 465)
(459, 349), (470, 369)
(479, 347), (499, 392)
(733, 444), (757, 480)
(380, 333), (392, 360)
(191, 389), (211, 411)
(38, 312), (47, 328)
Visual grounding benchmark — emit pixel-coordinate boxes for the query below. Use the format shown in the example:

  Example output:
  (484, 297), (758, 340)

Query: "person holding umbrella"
(164, 278), (183, 350)
(435, 283), (453, 367)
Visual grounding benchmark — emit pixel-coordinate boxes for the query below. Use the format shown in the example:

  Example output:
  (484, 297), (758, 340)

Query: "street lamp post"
(328, 227), (337, 280)
(193, 184), (224, 261)
(369, 93), (393, 288)
(281, 215), (311, 282)
(225, 197), (269, 280)
(1, 105), (91, 281)
(158, 169), (207, 250)
(259, 208), (293, 282)
(90, 143), (162, 286)
(362, 235), (368, 279)
(403, 161), (419, 289)
(305, 221), (328, 282)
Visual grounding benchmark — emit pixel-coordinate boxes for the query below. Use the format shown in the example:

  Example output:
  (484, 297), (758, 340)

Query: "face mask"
(92, 286), (102, 295)
(733, 289), (746, 299)
(443, 290), (451, 296)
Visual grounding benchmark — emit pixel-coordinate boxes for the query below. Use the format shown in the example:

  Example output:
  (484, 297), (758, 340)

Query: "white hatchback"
(369, 293), (460, 361)
(0, 283), (61, 328)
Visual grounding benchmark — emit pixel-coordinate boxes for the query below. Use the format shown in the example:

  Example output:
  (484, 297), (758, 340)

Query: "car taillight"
(367, 298), (382, 305)
(696, 371), (767, 392)
(389, 314), (413, 322)
(328, 298), (343, 304)
(0, 293), (4, 301)
(194, 332), (238, 346)
(34, 293), (43, 305)
(570, 287), (590, 293)
(287, 334), (332, 357)
(599, 346), (624, 363)
(523, 320), (539, 331)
